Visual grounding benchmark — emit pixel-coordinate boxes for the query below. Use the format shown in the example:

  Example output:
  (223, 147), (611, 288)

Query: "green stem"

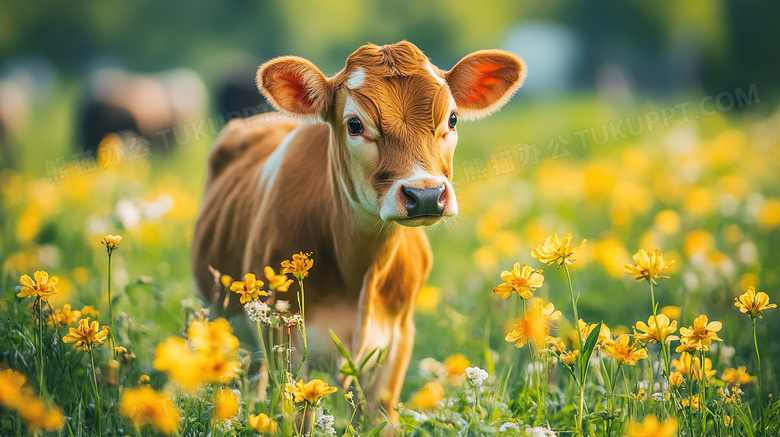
(257, 321), (277, 390)
(602, 358), (613, 434)
(37, 298), (44, 392)
(563, 264), (585, 435)
(90, 348), (102, 436)
(299, 403), (307, 436)
(753, 318), (765, 436)
(108, 252), (117, 351)
(687, 378), (694, 437)
(622, 366), (631, 424)
(294, 279), (308, 379)
(649, 281), (669, 378)
(699, 349), (707, 436)
(310, 402), (317, 435)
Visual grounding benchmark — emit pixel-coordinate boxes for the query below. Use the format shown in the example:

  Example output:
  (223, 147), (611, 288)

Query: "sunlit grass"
(1, 91), (779, 435)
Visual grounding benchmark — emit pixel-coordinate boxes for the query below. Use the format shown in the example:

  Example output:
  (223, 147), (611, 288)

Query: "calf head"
(257, 41), (526, 227)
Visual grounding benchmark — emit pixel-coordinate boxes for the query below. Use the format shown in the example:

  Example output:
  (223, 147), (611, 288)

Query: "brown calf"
(192, 41), (525, 421)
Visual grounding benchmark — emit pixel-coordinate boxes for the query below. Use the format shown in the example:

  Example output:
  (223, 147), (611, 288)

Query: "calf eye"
(448, 112), (457, 129)
(347, 117), (364, 135)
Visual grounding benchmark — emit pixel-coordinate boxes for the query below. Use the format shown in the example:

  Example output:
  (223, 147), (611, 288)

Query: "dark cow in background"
(78, 68), (208, 153)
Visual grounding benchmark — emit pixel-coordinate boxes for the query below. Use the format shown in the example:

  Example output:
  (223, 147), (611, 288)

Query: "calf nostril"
(401, 186), (417, 210)
(437, 186), (447, 209)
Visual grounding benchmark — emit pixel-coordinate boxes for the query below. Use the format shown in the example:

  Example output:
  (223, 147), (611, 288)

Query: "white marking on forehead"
(426, 62), (445, 85)
(346, 67), (367, 89)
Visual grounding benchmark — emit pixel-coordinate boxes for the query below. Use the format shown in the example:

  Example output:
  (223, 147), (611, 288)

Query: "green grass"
(1, 87), (779, 435)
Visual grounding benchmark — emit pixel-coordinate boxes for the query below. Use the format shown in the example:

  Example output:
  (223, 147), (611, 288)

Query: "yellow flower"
(408, 381), (444, 410)
(625, 415), (677, 437)
(545, 336), (566, 352)
(493, 262), (544, 299)
(624, 248), (675, 284)
(531, 232), (587, 266)
(0, 369), (26, 410)
(578, 320), (613, 348)
(281, 252), (314, 280)
(505, 299), (562, 349)
(416, 285), (442, 314)
(48, 304), (81, 327)
(285, 379), (337, 405)
(722, 366), (755, 386)
(187, 318), (239, 355)
(534, 299), (562, 322)
(214, 388), (240, 421)
(604, 334), (648, 366)
(681, 394), (700, 410)
(677, 314), (722, 352)
(629, 388), (646, 401)
(559, 350), (579, 365)
(506, 302), (554, 349)
(444, 354), (470, 379)
(672, 352), (716, 382)
(249, 413), (277, 434)
(62, 318), (109, 351)
(230, 273), (267, 304)
(102, 234), (123, 252)
(660, 305), (681, 320)
(654, 209), (681, 234)
(0, 370), (64, 431)
(669, 372), (684, 387)
(18, 271), (59, 301)
(119, 386), (180, 434)
(633, 314), (679, 344)
(138, 375), (151, 385)
(220, 274), (233, 288)
(81, 305), (100, 318)
(153, 319), (241, 390)
(20, 397), (65, 431)
(734, 286), (776, 318)
(264, 266), (293, 292)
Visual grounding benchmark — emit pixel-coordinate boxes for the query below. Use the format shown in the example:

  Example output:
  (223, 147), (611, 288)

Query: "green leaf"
(366, 421), (388, 436)
(732, 402), (756, 437)
(358, 347), (379, 372)
(580, 321), (602, 379)
(340, 362), (357, 376)
(329, 329), (354, 362)
(483, 318), (495, 377)
(375, 347), (388, 366)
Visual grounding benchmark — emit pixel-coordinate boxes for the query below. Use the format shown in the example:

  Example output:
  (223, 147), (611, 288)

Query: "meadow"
(1, 86), (779, 436)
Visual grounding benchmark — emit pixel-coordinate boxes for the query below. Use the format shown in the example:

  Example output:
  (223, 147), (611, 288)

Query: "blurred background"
(1, 0), (779, 397)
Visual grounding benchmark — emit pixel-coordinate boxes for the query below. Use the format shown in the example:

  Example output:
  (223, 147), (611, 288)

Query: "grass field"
(1, 85), (779, 435)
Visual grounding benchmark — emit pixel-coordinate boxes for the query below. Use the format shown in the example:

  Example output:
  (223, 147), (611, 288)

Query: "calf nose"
(402, 185), (446, 217)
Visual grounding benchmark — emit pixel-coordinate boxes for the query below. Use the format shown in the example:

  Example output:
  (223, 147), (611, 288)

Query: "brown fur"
(193, 41), (525, 424)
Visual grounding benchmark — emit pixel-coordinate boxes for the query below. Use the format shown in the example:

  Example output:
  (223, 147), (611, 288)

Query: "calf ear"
(446, 50), (526, 120)
(256, 56), (331, 117)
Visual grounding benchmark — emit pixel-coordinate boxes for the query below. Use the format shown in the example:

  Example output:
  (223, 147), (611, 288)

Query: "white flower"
(419, 358), (447, 380)
(465, 366), (489, 386)
(405, 409), (428, 423)
(180, 298), (196, 310)
(314, 414), (336, 436)
(525, 426), (556, 437)
(499, 422), (521, 433)
(652, 392), (666, 402)
(245, 300), (270, 324)
(275, 300), (290, 312)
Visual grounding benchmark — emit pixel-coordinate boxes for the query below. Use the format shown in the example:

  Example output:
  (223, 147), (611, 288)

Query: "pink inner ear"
(463, 62), (505, 104)
(279, 72), (314, 109)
